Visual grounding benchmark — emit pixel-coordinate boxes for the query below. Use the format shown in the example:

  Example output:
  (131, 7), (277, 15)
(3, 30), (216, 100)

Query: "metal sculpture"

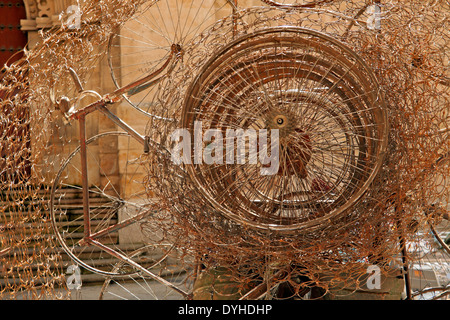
(0, 0), (448, 300)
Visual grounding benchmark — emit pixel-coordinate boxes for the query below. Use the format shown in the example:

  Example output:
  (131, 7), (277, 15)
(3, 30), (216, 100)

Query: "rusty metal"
(142, 1), (449, 300)
(180, 26), (388, 233)
(47, 36), (187, 298)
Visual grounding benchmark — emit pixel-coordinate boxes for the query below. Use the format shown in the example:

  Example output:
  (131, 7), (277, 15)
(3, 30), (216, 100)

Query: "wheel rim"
(181, 27), (389, 233)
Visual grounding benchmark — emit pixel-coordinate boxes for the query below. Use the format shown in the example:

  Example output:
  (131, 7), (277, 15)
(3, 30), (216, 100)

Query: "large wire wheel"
(0, 0), (448, 300)
(180, 27), (388, 233)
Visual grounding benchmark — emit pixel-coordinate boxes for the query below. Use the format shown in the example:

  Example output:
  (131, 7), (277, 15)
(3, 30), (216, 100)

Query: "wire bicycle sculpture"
(0, 0), (448, 300)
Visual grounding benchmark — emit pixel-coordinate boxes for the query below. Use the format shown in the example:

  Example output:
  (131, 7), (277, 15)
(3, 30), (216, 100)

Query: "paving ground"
(2, 278), (187, 300)
(70, 280), (185, 300)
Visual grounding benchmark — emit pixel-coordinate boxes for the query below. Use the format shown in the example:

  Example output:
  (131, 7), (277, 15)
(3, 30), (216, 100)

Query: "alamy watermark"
(170, 121), (280, 176)
(66, 264), (82, 290)
(366, 264), (381, 290)
(60, 4), (82, 30)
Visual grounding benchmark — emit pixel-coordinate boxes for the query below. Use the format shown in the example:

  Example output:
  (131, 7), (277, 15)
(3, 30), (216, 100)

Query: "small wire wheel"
(181, 27), (389, 233)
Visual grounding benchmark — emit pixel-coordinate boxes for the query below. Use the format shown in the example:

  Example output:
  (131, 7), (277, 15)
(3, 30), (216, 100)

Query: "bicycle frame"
(54, 44), (190, 298)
